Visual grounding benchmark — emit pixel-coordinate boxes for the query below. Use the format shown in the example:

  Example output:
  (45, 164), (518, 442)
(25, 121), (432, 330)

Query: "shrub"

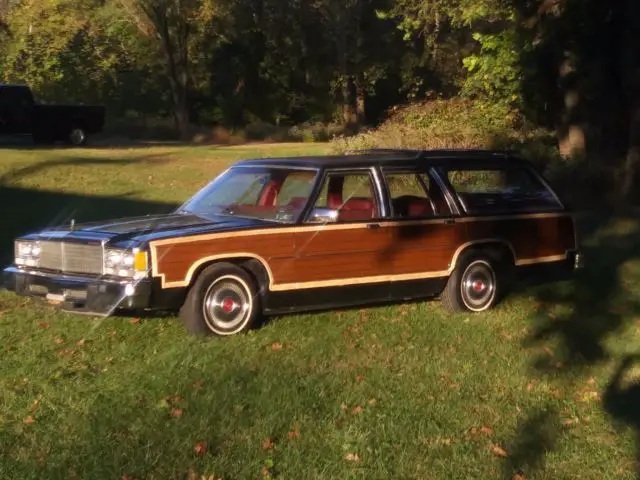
(331, 98), (557, 163)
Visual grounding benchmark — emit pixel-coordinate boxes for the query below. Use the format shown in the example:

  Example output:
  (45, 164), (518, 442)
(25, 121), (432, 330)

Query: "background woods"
(0, 0), (639, 201)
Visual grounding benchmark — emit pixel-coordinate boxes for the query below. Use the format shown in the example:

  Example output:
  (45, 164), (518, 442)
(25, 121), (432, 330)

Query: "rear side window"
(443, 167), (562, 213)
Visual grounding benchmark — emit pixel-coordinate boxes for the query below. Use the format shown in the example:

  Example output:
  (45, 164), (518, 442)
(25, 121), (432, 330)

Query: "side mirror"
(308, 207), (338, 223)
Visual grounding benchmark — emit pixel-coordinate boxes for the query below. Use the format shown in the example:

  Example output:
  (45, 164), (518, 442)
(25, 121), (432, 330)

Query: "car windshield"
(180, 166), (319, 223)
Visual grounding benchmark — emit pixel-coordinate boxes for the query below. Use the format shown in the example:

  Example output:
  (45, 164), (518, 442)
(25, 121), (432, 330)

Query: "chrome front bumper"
(1, 266), (152, 315)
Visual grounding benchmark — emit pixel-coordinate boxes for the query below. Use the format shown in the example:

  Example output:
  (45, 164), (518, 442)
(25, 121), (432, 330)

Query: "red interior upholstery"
(258, 181), (279, 206)
(327, 192), (342, 209)
(338, 197), (376, 221)
(407, 198), (434, 217)
(287, 196), (307, 209)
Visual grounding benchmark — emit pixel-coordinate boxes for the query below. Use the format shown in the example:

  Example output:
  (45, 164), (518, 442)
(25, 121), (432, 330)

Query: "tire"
(179, 262), (260, 336)
(67, 126), (87, 146)
(441, 252), (500, 313)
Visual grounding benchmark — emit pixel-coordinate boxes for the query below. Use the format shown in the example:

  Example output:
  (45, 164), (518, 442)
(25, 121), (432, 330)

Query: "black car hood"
(22, 212), (276, 248)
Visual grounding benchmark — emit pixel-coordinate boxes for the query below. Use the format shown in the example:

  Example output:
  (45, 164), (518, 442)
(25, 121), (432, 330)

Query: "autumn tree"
(118, 0), (227, 138)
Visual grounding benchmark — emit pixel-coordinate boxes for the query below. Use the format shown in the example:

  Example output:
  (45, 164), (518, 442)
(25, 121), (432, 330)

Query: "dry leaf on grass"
(23, 415), (35, 425)
(351, 405), (364, 415)
(270, 342), (283, 351)
(129, 318), (141, 325)
(53, 338), (64, 345)
(262, 438), (275, 450)
(194, 442), (208, 456)
(490, 444), (508, 457)
(512, 472), (527, 480)
(344, 452), (361, 462)
(170, 408), (184, 418)
(76, 338), (86, 347)
(287, 430), (300, 440)
(38, 322), (50, 329)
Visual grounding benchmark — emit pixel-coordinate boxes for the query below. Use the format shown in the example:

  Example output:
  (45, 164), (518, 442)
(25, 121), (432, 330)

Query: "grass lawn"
(1, 142), (640, 479)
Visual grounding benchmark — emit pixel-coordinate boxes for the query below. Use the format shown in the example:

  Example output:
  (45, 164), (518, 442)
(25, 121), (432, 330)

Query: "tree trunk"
(342, 76), (357, 126)
(556, 56), (586, 159)
(156, 9), (190, 140)
(355, 74), (365, 124)
(622, 106), (640, 200)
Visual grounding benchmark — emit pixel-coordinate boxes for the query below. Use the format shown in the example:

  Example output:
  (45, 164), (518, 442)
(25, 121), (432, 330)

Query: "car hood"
(20, 212), (276, 248)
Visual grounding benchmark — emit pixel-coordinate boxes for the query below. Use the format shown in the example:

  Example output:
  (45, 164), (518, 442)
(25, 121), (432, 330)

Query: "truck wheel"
(441, 252), (500, 313)
(180, 263), (260, 336)
(68, 126), (87, 146)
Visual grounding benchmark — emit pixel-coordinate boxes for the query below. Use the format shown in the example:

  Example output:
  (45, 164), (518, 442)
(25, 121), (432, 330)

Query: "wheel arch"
(185, 254), (272, 298)
(449, 239), (516, 272)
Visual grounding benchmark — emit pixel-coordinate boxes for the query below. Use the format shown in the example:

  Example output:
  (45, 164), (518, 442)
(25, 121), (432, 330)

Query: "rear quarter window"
(444, 167), (562, 213)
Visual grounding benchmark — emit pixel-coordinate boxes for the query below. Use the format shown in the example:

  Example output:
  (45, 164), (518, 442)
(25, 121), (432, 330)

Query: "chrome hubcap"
(203, 278), (251, 332)
(70, 128), (85, 145)
(461, 261), (496, 311)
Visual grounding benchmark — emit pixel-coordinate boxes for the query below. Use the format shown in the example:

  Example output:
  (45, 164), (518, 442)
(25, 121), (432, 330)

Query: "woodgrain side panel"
(150, 212), (576, 290)
(153, 232), (294, 287)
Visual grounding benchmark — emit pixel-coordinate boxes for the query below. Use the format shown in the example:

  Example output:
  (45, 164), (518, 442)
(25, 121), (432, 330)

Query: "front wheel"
(441, 254), (500, 313)
(180, 263), (260, 336)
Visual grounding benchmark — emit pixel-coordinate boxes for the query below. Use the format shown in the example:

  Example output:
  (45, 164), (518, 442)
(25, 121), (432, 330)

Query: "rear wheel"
(441, 253), (500, 313)
(67, 126), (87, 146)
(180, 263), (260, 336)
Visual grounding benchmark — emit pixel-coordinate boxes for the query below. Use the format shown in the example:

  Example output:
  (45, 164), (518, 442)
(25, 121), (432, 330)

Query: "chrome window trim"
(302, 166), (386, 223)
(429, 167), (461, 215)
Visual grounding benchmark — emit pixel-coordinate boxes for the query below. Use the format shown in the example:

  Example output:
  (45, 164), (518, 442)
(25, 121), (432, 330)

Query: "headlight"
(104, 248), (148, 279)
(15, 240), (41, 267)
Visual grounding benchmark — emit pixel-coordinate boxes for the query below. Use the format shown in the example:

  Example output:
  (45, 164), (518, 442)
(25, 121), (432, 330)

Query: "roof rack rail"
(354, 148), (516, 158)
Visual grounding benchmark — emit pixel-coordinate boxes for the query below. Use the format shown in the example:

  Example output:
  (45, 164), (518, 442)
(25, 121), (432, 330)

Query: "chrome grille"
(38, 241), (103, 275)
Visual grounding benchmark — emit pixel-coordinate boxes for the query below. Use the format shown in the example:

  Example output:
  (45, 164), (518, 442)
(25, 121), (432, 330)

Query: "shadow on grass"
(504, 212), (640, 478)
(0, 154), (181, 266)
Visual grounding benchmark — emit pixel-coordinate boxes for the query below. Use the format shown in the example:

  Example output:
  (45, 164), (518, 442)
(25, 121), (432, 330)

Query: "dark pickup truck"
(0, 84), (105, 146)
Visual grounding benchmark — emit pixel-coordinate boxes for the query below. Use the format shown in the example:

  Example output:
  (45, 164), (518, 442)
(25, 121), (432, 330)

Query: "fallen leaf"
(355, 374), (365, 383)
(587, 377), (596, 385)
(287, 430), (300, 440)
(351, 405), (364, 415)
(194, 442), (208, 456)
(170, 408), (184, 418)
(76, 339), (86, 347)
(53, 338), (64, 345)
(270, 342), (283, 351)
(562, 418), (579, 427)
(512, 472), (527, 480)
(23, 415), (35, 425)
(129, 318), (141, 325)
(368, 398), (377, 406)
(30, 398), (41, 412)
(526, 383), (534, 391)
(340, 402), (348, 411)
(344, 452), (361, 462)
(480, 426), (494, 436)
(38, 322), (50, 329)
(262, 438), (275, 450)
(187, 469), (198, 480)
(193, 381), (204, 390)
(490, 444), (508, 457)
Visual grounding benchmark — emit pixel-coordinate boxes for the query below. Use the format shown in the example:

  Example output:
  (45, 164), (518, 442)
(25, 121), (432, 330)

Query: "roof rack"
(354, 148), (514, 159)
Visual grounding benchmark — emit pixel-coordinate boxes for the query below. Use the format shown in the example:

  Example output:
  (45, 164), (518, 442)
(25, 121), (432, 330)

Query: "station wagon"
(2, 149), (583, 336)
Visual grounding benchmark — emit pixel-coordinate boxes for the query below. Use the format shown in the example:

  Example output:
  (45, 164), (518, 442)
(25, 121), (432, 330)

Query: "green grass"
(1, 142), (640, 479)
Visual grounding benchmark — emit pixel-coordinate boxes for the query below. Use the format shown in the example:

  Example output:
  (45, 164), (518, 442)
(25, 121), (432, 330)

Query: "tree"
(118, 0), (226, 138)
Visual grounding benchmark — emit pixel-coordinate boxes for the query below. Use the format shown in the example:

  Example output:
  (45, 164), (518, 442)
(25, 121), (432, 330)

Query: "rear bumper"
(1, 266), (151, 315)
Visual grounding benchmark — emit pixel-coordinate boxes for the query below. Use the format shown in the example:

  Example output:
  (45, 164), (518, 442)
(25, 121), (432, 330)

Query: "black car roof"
(235, 149), (533, 170)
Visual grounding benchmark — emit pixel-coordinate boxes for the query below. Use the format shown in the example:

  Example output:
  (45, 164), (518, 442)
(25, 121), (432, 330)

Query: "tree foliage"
(0, 0), (638, 197)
